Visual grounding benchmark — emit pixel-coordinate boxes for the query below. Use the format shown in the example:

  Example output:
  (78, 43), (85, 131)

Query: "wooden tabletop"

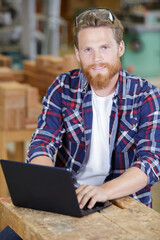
(0, 196), (160, 240)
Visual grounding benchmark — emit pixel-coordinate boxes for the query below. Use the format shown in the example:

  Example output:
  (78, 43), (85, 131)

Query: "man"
(27, 8), (160, 210)
(1, 7), (160, 240)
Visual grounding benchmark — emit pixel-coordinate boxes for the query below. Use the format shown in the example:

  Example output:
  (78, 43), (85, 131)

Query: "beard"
(81, 57), (121, 90)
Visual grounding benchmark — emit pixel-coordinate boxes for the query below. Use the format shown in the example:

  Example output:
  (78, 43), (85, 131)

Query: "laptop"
(0, 159), (111, 217)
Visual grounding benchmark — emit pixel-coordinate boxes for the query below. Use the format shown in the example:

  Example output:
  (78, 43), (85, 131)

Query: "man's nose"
(93, 50), (102, 62)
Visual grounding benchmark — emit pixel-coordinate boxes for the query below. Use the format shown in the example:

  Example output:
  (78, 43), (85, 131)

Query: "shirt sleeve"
(26, 75), (64, 163)
(131, 88), (160, 186)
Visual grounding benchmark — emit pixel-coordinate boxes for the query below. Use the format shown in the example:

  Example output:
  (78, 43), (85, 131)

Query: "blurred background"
(0, 0), (159, 78)
(0, 0), (159, 212)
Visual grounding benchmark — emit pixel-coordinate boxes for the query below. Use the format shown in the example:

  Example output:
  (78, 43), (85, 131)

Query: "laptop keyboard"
(82, 202), (105, 212)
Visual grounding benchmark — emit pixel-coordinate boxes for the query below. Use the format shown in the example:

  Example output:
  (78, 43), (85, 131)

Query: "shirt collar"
(79, 69), (88, 91)
(114, 68), (127, 99)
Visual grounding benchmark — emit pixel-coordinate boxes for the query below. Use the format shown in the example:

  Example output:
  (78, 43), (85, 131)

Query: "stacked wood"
(25, 85), (42, 129)
(0, 82), (26, 129)
(23, 61), (46, 98)
(0, 81), (41, 130)
(0, 67), (24, 82)
(0, 54), (12, 67)
(23, 54), (79, 98)
(36, 55), (64, 74)
(63, 54), (80, 72)
(13, 70), (24, 83)
(0, 67), (15, 81)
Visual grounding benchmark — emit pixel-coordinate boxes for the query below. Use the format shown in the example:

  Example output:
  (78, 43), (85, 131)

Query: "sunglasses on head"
(75, 8), (115, 26)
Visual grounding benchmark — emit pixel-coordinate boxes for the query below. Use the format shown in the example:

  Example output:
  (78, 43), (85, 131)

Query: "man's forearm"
(30, 156), (54, 166)
(103, 167), (148, 200)
(76, 167), (148, 209)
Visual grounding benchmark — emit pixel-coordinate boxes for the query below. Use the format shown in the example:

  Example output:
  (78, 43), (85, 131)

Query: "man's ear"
(119, 40), (125, 57)
(75, 46), (80, 62)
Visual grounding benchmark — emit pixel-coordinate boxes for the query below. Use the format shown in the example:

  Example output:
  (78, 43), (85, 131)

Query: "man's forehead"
(77, 27), (115, 45)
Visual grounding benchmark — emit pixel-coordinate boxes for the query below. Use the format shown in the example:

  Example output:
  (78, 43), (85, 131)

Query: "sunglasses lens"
(75, 8), (115, 26)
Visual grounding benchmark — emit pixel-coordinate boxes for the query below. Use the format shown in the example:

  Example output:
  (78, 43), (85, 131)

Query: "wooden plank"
(23, 60), (37, 72)
(13, 70), (24, 83)
(0, 54), (12, 67)
(26, 106), (41, 119)
(36, 55), (64, 73)
(0, 81), (26, 108)
(0, 81), (41, 129)
(26, 86), (39, 108)
(0, 95), (26, 109)
(0, 67), (14, 80)
(24, 70), (54, 98)
(0, 131), (8, 197)
(101, 197), (160, 240)
(0, 81), (27, 129)
(0, 168), (8, 197)
(63, 54), (79, 72)
(0, 199), (140, 240)
(23, 54), (79, 99)
(0, 129), (35, 142)
(0, 107), (26, 130)
(151, 182), (160, 213)
(15, 142), (24, 163)
(0, 128), (35, 199)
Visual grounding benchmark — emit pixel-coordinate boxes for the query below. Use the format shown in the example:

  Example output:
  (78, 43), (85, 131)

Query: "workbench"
(0, 196), (160, 240)
(0, 128), (35, 197)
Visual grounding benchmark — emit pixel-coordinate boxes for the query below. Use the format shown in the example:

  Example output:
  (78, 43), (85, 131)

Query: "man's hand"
(76, 184), (108, 209)
(75, 167), (148, 210)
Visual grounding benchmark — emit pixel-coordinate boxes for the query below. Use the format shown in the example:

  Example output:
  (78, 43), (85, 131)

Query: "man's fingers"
(76, 185), (91, 208)
(76, 185), (108, 209)
(87, 197), (97, 209)
(76, 185), (98, 209)
(75, 184), (87, 194)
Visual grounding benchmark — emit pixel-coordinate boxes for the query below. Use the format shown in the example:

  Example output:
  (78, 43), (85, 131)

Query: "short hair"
(74, 8), (124, 49)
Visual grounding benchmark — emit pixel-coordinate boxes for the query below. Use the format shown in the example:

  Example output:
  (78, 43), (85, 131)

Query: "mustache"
(85, 62), (111, 70)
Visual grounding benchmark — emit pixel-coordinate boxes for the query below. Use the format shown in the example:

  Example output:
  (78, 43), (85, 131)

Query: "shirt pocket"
(62, 108), (84, 144)
(115, 117), (138, 152)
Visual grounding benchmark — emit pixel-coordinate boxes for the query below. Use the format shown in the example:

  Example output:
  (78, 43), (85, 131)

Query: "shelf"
(0, 44), (21, 53)
(0, 25), (21, 33)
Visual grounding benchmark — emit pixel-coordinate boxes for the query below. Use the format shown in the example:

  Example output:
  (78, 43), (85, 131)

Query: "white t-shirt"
(74, 89), (114, 187)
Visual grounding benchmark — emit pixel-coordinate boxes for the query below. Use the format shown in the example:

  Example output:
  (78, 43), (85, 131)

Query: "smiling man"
(27, 8), (160, 210)
(3, 7), (160, 240)
(75, 27), (122, 95)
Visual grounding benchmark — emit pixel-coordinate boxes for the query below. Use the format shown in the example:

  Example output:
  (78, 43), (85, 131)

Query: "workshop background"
(0, 0), (160, 213)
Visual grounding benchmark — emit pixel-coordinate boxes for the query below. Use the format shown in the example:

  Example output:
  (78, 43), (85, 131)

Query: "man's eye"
(103, 46), (108, 50)
(85, 48), (91, 53)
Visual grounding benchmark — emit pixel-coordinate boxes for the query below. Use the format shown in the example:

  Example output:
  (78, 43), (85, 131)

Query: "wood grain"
(0, 197), (160, 240)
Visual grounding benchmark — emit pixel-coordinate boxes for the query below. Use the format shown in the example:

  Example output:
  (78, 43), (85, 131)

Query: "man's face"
(75, 27), (124, 90)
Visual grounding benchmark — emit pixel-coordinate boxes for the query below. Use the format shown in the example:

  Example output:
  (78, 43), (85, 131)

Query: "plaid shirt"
(27, 68), (160, 207)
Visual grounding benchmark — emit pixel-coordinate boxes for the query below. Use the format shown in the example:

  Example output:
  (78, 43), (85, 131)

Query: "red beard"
(81, 57), (121, 90)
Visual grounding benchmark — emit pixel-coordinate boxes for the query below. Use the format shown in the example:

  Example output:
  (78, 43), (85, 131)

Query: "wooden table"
(0, 196), (160, 240)
(0, 128), (35, 197)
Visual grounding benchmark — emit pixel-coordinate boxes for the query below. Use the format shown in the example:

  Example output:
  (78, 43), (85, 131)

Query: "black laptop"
(0, 159), (111, 217)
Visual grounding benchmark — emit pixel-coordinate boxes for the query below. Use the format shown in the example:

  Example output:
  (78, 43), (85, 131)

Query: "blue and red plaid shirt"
(27, 68), (160, 207)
